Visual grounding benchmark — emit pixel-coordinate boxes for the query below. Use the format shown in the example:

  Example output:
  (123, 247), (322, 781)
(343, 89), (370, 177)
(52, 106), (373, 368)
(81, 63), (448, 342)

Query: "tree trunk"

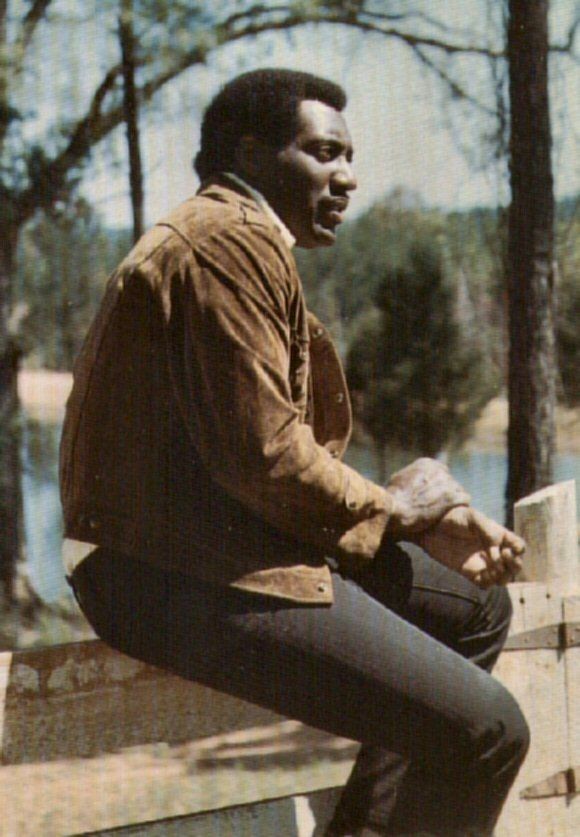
(0, 225), (22, 603)
(505, 0), (555, 524)
(119, 0), (144, 243)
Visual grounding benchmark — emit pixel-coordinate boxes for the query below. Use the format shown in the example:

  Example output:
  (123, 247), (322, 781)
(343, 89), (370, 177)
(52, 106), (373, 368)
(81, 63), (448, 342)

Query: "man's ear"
(234, 135), (269, 181)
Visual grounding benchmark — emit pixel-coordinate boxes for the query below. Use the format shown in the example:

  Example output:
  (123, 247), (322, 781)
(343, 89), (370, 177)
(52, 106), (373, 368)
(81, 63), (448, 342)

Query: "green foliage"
(296, 190), (430, 332)
(342, 211), (499, 457)
(556, 213), (580, 406)
(15, 200), (130, 371)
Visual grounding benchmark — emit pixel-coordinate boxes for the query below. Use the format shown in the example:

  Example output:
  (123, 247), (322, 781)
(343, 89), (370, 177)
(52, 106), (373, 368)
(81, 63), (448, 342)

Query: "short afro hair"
(194, 68), (347, 181)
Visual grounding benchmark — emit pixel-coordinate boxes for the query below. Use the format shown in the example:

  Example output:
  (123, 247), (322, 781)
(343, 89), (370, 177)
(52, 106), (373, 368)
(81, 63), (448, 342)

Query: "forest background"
(0, 0), (578, 644)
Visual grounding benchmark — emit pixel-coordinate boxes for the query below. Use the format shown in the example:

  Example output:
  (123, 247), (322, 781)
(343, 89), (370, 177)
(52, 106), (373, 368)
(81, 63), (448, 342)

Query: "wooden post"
(563, 595), (580, 822)
(495, 480), (579, 835)
(514, 480), (578, 593)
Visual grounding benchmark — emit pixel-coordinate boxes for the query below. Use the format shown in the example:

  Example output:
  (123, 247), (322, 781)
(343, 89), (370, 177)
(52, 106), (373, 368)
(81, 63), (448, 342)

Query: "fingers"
(501, 545), (524, 575)
(473, 566), (512, 588)
(474, 547), (505, 586)
(501, 530), (526, 555)
(471, 542), (524, 588)
(468, 509), (527, 556)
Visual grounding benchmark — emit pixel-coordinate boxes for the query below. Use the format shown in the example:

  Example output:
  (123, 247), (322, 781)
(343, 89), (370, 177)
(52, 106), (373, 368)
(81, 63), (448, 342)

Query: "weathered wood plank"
(495, 584), (572, 836)
(0, 650), (11, 759)
(514, 480), (578, 593)
(562, 595), (580, 831)
(80, 787), (342, 836)
(0, 640), (283, 765)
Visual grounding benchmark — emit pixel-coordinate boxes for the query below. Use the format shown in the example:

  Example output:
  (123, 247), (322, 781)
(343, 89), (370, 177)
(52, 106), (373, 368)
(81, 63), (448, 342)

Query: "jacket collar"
(197, 173), (296, 250)
(222, 173), (296, 250)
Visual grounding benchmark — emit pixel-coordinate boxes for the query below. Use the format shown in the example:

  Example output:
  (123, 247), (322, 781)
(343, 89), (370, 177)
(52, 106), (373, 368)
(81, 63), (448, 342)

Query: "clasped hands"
(385, 458), (525, 589)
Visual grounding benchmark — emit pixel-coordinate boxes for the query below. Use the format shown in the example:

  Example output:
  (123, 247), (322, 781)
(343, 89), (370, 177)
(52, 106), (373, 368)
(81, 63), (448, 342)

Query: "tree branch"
(11, 0), (53, 76)
(360, 11), (502, 56)
(223, 5), (504, 57)
(11, 3), (516, 221)
(549, 15), (579, 55)
(15, 63), (124, 220)
(412, 45), (497, 116)
(18, 0), (53, 52)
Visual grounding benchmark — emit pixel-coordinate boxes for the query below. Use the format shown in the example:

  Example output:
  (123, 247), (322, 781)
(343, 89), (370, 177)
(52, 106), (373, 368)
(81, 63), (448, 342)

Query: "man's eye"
(314, 145), (336, 162)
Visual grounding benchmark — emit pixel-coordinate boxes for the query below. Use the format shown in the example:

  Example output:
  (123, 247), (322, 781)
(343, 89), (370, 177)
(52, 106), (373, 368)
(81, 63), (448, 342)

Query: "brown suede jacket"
(60, 178), (401, 603)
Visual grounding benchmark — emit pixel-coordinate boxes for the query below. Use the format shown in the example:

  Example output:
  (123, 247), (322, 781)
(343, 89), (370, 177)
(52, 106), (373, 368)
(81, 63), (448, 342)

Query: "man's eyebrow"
(304, 137), (354, 156)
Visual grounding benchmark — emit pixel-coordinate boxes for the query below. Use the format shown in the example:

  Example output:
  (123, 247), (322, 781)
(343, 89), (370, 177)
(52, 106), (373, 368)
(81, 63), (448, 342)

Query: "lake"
(21, 418), (579, 603)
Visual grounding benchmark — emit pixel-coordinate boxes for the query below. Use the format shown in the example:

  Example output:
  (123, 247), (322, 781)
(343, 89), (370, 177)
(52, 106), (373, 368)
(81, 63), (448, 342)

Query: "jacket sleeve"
(164, 220), (397, 567)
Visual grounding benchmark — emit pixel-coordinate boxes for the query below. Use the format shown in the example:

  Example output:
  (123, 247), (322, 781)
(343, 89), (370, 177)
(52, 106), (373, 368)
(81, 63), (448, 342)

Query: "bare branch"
(17, 0), (53, 55)
(224, 3), (417, 29)
(223, 5), (504, 57)
(9, 0), (54, 82)
(550, 15), (580, 54)
(15, 63), (124, 220)
(360, 11), (503, 56)
(13, 3), (510, 221)
(412, 46), (497, 116)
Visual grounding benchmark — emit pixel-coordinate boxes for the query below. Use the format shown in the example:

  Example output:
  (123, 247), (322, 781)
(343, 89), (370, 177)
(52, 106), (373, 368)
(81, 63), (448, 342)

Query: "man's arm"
(165, 222), (469, 571)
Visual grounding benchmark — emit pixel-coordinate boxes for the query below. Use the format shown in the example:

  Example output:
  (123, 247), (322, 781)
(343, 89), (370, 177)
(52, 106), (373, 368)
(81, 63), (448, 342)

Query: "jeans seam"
(412, 583), (481, 605)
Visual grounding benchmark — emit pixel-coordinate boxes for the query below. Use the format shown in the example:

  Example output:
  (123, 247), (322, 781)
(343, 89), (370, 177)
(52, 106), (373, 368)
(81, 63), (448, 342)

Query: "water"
(21, 419), (66, 601)
(21, 419), (579, 603)
(345, 443), (580, 525)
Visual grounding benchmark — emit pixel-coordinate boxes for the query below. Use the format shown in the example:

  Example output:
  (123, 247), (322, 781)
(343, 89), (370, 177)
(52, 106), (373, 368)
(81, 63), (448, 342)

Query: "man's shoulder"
(158, 182), (276, 249)
(118, 182), (295, 282)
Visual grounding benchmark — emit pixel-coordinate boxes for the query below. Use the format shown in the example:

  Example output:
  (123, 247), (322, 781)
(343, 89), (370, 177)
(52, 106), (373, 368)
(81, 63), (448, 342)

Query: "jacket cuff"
(335, 482), (395, 571)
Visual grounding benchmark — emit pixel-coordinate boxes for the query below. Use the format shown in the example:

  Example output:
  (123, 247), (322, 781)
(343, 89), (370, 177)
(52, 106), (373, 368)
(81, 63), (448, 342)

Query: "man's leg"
(72, 548), (528, 836)
(327, 542), (524, 835)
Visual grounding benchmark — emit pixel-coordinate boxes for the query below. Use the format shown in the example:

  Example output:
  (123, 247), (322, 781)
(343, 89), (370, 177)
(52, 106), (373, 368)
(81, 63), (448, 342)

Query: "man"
(61, 69), (528, 836)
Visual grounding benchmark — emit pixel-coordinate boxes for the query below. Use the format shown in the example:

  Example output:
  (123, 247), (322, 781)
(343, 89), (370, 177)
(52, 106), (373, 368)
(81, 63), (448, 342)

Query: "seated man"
(60, 69), (528, 836)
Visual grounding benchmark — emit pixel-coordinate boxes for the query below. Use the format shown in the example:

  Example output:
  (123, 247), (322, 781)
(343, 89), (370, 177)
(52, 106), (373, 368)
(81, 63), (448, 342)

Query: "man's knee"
(474, 683), (530, 780)
(486, 584), (513, 636)
(500, 688), (530, 765)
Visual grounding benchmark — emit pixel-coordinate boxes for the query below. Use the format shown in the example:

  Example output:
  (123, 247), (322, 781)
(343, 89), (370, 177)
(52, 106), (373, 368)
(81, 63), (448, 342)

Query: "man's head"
(195, 69), (357, 248)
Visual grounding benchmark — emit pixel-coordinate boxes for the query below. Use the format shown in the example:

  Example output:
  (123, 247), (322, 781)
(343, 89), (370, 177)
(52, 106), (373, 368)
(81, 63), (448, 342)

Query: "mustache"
(318, 196), (350, 212)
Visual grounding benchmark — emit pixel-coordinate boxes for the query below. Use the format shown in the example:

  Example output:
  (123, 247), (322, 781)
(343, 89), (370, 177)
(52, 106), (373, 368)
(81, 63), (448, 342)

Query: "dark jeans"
(71, 543), (529, 836)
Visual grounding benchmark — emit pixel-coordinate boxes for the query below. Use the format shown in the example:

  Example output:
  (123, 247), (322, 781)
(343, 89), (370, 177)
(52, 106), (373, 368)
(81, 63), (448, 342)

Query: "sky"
(24, 0), (579, 228)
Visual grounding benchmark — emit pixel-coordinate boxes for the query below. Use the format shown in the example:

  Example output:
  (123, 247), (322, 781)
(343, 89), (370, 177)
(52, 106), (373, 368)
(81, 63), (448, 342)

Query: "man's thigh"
(355, 541), (513, 671)
(73, 548), (517, 777)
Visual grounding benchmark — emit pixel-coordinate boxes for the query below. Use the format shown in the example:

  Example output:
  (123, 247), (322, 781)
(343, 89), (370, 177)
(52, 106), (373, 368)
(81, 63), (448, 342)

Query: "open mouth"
(318, 197), (349, 229)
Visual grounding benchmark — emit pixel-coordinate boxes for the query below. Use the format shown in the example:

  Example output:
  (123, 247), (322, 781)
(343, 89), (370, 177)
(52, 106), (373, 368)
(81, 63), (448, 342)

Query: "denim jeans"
(71, 542), (529, 836)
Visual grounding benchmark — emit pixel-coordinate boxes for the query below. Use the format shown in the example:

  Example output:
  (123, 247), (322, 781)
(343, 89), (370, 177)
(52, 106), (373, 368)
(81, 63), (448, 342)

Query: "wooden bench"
(1, 481), (578, 835)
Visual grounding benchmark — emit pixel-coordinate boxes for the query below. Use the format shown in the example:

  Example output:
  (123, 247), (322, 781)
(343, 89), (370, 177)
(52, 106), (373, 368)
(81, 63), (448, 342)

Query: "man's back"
(60, 179), (340, 601)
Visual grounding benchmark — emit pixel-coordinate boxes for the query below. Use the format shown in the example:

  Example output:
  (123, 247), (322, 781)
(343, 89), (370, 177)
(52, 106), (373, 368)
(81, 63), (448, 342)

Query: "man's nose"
(332, 158), (357, 192)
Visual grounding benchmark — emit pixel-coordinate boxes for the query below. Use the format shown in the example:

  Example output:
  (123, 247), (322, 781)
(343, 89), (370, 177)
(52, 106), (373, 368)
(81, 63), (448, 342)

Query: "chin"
(298, 224), (337, 249)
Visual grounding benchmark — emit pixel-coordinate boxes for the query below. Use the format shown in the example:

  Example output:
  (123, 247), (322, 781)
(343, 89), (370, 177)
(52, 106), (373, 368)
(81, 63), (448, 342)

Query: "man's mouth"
(318, 197), (349, 229)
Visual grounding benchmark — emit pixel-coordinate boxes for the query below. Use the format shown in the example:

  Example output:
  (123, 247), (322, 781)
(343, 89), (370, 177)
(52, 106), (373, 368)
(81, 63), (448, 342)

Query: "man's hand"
(385, 458), (471, 537)
(414, 506), (525, 588)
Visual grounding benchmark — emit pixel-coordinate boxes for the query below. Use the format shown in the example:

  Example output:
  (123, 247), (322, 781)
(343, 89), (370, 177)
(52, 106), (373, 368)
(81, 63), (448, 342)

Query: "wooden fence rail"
(0, 480), (577, 836)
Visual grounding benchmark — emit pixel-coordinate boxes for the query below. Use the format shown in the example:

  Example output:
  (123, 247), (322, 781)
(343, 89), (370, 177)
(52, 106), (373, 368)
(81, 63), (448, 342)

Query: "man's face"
(253, 99), (357, 248)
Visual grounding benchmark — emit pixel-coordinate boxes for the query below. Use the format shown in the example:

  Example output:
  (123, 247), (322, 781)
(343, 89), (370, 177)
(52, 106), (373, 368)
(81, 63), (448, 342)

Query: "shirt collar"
(223, 172), (296, 250)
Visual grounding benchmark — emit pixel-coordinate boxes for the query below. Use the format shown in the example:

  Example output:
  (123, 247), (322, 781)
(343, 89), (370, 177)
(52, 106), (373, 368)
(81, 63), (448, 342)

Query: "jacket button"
(335, 392), (345, 404)
(88, 516), (101, 530)
(313, 327), (324, 339)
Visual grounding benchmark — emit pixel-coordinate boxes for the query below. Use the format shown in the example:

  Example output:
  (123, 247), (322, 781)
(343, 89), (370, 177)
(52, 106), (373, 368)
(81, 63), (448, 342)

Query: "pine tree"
(346, 233), (498, 476)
